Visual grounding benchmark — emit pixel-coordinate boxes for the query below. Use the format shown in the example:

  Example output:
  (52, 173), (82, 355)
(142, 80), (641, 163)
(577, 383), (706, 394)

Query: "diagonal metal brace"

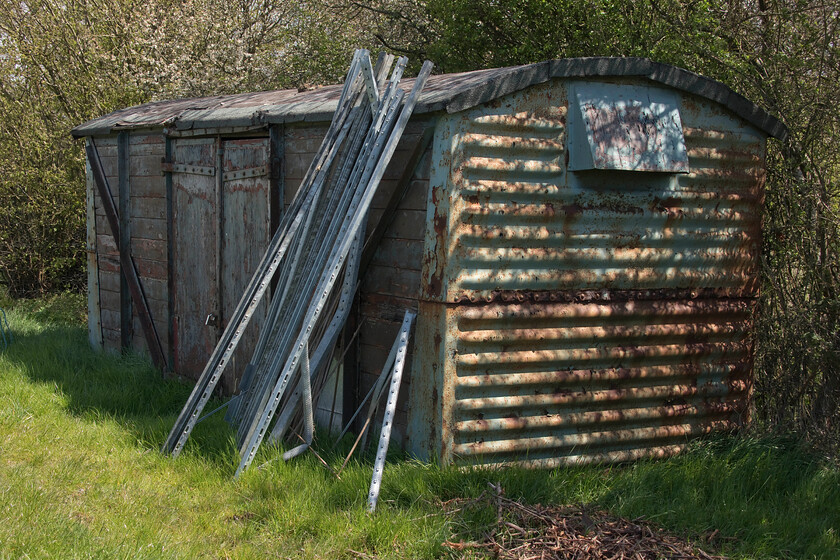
(86, 140), (168, 371)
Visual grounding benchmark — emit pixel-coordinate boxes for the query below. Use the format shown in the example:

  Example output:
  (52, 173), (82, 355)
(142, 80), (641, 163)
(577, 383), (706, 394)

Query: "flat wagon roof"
(72, 57), (787, 141)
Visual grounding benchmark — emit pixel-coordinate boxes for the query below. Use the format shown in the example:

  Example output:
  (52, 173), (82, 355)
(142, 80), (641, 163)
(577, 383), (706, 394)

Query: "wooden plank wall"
(129, 134), (169, 358)
(91, 133), (169, 360)
(85, 143), (103, 349)
(358, 121), (432, 447)
(91, 136), (121, 352)
(283, 119), (434, 447)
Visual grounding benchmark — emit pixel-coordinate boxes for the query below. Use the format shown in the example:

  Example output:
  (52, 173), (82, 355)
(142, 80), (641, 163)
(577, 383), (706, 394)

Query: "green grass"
(0, 293), (838, 559)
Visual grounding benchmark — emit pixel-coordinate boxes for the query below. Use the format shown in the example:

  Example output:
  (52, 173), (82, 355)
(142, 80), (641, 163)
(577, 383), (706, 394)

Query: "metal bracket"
(222, 165), (270, 182)
(367, 310), (415, 512)
(161, 161), (215, 176)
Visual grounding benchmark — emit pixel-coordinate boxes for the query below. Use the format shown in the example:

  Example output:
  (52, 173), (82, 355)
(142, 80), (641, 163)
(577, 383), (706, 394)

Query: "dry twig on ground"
(443, 484), (727, 560)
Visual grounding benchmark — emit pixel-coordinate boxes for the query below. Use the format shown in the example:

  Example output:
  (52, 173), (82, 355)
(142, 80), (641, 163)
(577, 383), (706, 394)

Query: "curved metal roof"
(72, 57), (788, 141)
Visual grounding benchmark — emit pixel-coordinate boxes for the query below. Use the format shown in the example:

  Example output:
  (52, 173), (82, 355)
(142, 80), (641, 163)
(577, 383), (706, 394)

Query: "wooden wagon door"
(172, 138), (219, 379)
(220, 137), (270, 393)
(172, 136), (272, 391)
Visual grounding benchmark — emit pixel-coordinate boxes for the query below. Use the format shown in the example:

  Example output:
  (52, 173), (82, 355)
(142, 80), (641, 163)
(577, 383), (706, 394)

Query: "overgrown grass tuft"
(0, 293), (837, 558)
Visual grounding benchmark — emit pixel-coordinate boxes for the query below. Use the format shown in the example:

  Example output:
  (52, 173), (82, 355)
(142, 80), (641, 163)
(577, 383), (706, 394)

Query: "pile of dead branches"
(443, 484), (727, 560)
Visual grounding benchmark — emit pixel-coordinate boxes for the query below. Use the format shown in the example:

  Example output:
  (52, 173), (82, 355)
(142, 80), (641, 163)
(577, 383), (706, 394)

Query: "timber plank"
(131, 217), (166, 241)
(131, 196), (166, 219)
(361, 264), (422, 299)
(368, 238), (423, 272)
(130, 238), (167, 262)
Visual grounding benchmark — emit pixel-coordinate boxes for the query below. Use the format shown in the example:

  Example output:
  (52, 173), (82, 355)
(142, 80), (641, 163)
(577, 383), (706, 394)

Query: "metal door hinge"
(222, 165), (270, 181)
(161, 160), (216, 176)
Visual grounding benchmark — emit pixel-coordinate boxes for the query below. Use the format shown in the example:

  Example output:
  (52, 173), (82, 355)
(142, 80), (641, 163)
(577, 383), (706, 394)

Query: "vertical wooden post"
(165, 136), (175, 371)
(268, 124), (284, 295)
(85, 138), (103, 350)
(215, 136), (224, 333)
(118, 131), (133, 351)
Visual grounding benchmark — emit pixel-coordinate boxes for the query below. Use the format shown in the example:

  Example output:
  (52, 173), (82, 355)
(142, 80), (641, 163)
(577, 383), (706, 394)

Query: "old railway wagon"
(73, 57), (787, 467)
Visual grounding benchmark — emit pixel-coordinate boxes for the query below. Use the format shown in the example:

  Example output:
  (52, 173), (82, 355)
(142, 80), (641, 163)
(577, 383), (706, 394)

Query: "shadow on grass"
(3, 316), (238, 468)
(4, 297), (839, 558)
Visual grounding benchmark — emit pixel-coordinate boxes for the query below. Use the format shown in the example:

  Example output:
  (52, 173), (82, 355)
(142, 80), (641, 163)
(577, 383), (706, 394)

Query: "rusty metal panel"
(424, 79), (765, 302)
(569, 83), (688, 172)
(445, 298), (752, 467)
(221, 137), (271, 393)
(172, 137), (219, 379)
(406, 300), (454, 460)
(422, 80), (568, 302)
(409, 78), (767, 467)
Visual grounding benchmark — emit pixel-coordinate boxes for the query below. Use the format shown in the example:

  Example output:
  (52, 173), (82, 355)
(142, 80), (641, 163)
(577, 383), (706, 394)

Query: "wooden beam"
(269, 124), (284, 296)
(87, 140), (168, 372)
(165, 137), (175, 370)
(118, 132), (133, 351)
(84, 139), (103, 350)
(215, 137), (224, 333)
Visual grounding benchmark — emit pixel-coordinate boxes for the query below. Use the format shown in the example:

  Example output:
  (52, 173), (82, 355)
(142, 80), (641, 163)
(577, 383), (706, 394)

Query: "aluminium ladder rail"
(267, 230), (365, 445)
(235, 70), (406, 453)
(367, 310), (415, 512)
(228, 54), (397, 437)
(234, 61), (434, 477)
(232, 59), (405, 449)
(162, 49), (377, 457)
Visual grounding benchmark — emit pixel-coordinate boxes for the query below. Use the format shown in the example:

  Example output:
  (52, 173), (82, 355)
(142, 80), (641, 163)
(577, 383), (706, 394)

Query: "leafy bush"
(0, 0), (383, 296)
(0, 178), (86, 296)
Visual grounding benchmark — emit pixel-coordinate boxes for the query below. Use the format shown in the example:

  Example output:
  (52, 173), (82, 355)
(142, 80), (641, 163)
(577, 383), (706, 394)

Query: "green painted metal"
(569, 82), (689, 173)
(408, 77), (765, 466)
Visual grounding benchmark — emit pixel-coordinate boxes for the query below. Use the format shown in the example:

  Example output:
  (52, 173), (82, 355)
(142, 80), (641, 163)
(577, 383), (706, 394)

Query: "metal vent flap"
(569, 82), (689, 173)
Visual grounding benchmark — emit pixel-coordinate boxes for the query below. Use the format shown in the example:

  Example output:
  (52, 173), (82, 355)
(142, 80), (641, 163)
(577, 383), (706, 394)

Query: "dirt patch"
(443, 484), (726, 560)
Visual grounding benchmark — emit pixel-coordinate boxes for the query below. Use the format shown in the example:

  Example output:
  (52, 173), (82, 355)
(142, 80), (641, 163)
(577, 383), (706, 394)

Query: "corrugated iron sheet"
(424, 80), (764, 302)
(409, 78), (765, 466)
(446, 298), (752, 467)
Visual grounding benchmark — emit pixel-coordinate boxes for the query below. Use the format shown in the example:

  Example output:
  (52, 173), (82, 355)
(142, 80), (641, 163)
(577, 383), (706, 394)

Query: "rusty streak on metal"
(441, 295), (753, 467)
(449, 288), (757, 304)
(86, 140), (168, 371)
(408, 78), (765, 468)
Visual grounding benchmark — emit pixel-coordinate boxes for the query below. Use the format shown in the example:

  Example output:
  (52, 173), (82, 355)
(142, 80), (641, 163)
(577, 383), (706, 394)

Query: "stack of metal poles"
(162, 49), (432, 479)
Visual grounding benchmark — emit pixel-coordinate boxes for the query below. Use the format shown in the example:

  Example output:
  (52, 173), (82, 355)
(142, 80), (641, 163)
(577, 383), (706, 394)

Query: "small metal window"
(569, 82), (689, 173)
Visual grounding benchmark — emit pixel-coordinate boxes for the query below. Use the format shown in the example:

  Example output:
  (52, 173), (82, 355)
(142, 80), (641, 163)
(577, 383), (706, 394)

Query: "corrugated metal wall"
(408, 78), (764, 466)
